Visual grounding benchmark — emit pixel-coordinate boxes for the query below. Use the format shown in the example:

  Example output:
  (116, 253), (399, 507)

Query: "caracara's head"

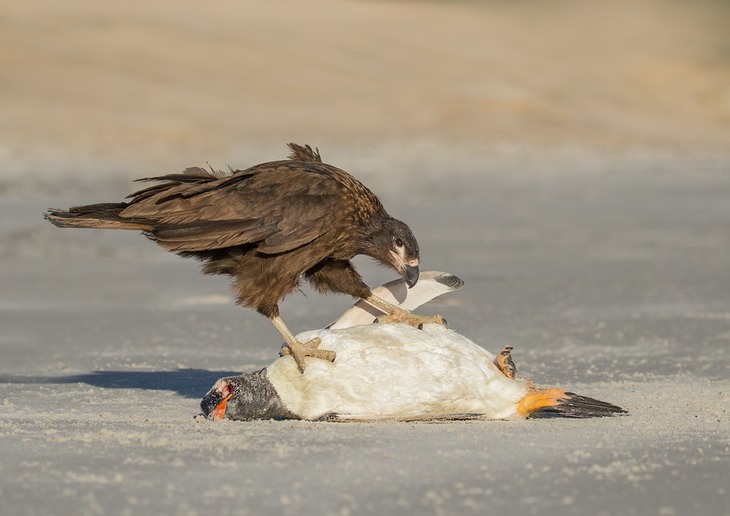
(367, 217), (420, 288)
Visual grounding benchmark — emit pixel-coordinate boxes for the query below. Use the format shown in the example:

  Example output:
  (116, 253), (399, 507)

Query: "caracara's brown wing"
(120, 163), (346, 253)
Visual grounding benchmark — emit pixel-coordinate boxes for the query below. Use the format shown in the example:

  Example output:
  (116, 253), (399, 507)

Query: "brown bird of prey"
(45, 143), (443, 371)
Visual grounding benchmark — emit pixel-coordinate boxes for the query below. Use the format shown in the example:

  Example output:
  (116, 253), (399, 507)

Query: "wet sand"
(1, 1), (729, 515)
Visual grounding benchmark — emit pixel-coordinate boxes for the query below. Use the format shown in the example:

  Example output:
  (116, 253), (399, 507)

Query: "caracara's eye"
(395, 237), (404, 248)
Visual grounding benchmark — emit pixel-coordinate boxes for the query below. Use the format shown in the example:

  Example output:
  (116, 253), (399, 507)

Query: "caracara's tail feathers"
(44, 204), (154, 231)
(518, 388), (626, 419)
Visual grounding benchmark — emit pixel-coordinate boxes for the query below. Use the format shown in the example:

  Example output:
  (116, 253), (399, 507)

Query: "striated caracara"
(45, 143), (444, 370)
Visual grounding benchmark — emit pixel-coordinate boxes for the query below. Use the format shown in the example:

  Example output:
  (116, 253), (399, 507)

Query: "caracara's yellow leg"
(364, 294), (447, 328)
(271, 315), (336, 372)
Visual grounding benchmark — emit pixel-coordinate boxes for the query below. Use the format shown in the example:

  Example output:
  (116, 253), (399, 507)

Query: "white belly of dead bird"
(268, 323), (528, 421)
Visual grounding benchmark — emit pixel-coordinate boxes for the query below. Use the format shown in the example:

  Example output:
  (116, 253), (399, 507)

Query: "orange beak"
(209, 393), (232, 420)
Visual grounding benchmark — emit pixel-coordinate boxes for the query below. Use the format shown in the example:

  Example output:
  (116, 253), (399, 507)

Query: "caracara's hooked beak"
(389, 252), (419, 288)
(403, 263), (419, 288)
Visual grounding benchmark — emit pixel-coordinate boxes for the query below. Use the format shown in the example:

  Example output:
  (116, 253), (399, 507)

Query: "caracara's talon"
(495, 346), (516, 379)
(281, 337), (336, 372)
(417, 322), (424, 330)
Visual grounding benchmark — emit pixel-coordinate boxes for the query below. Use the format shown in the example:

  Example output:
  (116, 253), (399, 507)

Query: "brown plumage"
(45, 144), (441, 370)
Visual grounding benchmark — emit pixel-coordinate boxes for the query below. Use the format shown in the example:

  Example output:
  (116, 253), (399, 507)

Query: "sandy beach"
(1, 1), (729, 515)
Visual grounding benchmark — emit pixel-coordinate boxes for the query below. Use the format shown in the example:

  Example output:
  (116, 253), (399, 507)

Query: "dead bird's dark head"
(201, 370), (299, 421)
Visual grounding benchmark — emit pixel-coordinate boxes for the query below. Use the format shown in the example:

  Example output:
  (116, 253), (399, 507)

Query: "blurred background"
(0, 0), (728, 190)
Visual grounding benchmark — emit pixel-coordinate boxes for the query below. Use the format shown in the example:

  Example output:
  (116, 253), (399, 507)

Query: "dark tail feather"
(44, 203), (153, 231)
(529, 392), (627, 419)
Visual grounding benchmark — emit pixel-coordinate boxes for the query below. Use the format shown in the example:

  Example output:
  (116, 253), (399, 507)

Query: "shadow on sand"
(0, 368), (242, 399)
